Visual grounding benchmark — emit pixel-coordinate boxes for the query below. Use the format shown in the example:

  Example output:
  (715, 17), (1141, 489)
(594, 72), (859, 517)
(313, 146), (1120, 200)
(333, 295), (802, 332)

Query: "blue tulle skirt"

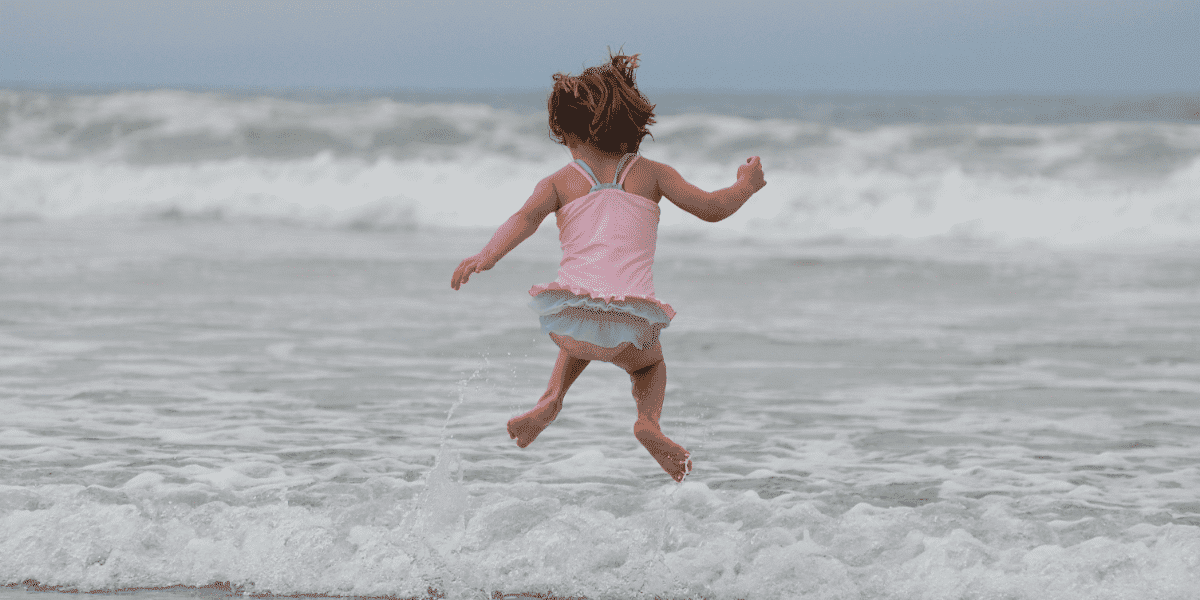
(529, 290), (671, 350)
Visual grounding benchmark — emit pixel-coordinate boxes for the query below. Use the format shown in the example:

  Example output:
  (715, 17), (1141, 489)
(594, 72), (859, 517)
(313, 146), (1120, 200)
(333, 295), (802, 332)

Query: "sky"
(0, 0), (1196, 93)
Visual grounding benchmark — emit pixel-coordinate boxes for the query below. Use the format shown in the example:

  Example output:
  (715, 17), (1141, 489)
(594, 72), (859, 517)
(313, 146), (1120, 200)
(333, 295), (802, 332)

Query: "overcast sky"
(1, 0), (1196, 93)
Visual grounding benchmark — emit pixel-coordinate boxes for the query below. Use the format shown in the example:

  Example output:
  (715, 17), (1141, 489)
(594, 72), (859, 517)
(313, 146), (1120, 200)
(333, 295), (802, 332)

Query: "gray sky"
(1, 0), (1196, 93)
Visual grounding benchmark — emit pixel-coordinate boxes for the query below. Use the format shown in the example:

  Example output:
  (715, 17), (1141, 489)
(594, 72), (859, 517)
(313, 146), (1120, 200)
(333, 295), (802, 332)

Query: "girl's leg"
(547, 331), (626, 362)
(507, 347), (590, 448)
(612, 342), (692, 482)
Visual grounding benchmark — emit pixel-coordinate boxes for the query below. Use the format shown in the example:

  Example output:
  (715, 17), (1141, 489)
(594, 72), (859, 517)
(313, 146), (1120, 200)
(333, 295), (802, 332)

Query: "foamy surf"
(3, 467), (1199, 599)
(1, 89), (1198, 246)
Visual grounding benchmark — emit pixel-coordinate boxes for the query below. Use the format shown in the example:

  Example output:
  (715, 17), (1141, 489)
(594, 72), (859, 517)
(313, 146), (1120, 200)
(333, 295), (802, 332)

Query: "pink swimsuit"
(528, 153), (675, 350)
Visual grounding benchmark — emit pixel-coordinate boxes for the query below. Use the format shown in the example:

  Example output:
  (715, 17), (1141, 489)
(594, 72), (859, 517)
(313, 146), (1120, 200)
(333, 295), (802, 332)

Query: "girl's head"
(548, 51), (656, 155)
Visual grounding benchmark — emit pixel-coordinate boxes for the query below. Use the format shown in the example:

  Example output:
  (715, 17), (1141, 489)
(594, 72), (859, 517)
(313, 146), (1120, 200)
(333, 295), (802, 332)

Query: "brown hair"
(547, 51), (656, 154)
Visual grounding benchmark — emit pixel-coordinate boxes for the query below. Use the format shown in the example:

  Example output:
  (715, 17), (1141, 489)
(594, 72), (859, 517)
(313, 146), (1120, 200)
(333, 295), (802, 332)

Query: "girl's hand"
(451, 253), (496, 290)
(737, 156), (766, 193)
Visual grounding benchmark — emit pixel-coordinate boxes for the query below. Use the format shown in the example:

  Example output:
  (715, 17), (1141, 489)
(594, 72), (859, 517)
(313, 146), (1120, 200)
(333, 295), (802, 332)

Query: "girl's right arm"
(451, 175), (558, 290)
(656, 157), (766, 222)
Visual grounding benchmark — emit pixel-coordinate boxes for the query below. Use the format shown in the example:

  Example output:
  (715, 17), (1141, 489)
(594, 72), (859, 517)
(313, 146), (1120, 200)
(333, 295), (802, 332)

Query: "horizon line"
(3, 82), (1198, 98)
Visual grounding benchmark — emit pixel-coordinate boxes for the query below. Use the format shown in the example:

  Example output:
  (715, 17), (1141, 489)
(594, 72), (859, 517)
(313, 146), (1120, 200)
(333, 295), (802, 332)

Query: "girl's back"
(551, 152), (663, 209)
(550, 150), (757, 223)
(540, 151), (668, 316)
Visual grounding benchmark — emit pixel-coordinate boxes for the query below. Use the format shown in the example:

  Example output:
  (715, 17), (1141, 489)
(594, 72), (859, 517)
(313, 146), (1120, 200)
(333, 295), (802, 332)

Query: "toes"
(674, 456), (693, 482)
(663, 452), (691, 482)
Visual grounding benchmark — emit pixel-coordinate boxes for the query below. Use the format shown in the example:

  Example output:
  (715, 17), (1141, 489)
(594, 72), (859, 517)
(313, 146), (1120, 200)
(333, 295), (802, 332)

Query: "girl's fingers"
(451, 260), (472, 289)
(452, 255), (489, 289)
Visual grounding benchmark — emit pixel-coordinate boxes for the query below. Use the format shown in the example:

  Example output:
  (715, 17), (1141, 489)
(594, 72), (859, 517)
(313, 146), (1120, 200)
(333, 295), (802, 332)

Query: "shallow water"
(4, 87), (1200, 599)
(3, 220), (1199, 599)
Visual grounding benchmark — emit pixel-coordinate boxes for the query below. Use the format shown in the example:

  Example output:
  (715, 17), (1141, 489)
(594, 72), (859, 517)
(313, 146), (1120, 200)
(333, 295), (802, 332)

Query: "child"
(450, 52), (766, 482)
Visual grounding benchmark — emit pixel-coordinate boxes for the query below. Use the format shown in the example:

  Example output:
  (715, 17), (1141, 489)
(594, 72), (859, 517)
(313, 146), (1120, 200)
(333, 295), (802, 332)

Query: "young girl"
(450, 52), (766, 482)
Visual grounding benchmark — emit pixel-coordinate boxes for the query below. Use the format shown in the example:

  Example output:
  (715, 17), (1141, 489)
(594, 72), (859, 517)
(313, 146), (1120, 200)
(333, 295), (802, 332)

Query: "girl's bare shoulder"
(634, 155), (667, 175)
(631, 156), (673, 199)
(634, 156), (677, 186)
(545, 162), (588, 210)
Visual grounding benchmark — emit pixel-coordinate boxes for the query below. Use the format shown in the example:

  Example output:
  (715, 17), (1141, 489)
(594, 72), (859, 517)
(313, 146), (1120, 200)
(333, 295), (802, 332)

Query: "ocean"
(1, 88), (1199, 600)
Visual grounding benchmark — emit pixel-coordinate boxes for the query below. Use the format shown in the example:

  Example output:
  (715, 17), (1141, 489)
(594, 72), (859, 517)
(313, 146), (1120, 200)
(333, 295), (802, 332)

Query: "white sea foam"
(1, 90), (1198, 246)
(3, 471), (1200, 599)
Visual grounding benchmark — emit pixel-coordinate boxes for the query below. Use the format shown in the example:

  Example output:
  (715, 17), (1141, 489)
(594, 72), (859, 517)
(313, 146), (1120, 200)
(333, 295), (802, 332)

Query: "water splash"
(396, 358), (492, 597)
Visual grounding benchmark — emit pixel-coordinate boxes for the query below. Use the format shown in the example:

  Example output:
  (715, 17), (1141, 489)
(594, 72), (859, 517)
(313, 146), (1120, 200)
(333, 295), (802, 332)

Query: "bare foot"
(507, 399), (562, 448)
(634, 419), (692, 482)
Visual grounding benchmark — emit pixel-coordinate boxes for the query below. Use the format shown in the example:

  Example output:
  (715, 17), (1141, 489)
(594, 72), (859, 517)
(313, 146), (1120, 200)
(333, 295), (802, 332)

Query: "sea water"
(1, 89), (1199, 600)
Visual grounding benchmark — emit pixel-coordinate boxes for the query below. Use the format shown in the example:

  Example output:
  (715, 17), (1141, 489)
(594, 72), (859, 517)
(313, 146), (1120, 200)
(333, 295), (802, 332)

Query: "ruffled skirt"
(529, 289), (672, 350)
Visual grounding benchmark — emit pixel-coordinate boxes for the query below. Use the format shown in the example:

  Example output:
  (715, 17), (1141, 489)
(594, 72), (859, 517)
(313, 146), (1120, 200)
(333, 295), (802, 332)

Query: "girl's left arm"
(451, 176), (558, 290)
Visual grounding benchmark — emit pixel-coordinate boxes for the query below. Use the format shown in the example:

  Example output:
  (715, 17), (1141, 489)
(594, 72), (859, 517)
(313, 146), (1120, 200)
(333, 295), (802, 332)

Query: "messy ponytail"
(547, 51), (656, 154)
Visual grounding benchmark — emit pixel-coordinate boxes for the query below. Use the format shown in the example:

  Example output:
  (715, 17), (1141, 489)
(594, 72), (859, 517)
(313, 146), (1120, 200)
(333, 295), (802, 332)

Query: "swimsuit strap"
(571, 159), (601, 188)
(572, 153), (638, 192)
(615, 154), (639, 187)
